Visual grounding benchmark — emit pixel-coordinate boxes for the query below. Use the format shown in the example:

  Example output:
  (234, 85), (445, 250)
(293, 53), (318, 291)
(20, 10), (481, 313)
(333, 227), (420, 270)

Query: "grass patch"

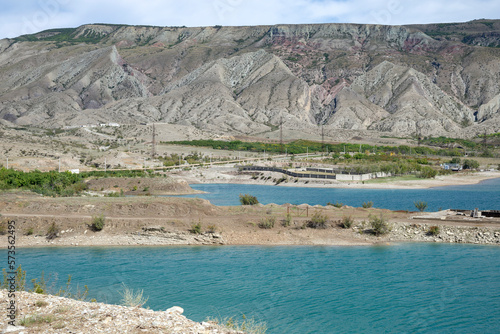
(20, 314), (55, 327)
(362, 201), (373, 208)
(35, 300), (49, 307)
(207, 315), (267, 334)
(119, 283), (149, 308)
(258, 217), (275, 229)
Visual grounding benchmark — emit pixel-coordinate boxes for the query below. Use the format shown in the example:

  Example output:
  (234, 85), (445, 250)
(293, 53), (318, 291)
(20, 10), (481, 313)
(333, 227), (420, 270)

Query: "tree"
(462, 159), (479, 170)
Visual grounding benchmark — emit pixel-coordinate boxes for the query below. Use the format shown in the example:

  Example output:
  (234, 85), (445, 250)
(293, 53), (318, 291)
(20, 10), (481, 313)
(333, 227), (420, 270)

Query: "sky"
(0, 0), (499, 39)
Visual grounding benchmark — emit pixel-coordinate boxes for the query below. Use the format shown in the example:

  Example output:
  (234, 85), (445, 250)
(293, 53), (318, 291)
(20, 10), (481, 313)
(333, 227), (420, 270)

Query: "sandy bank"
(1, 192), (499, 248)
(171, 166), (500, 190)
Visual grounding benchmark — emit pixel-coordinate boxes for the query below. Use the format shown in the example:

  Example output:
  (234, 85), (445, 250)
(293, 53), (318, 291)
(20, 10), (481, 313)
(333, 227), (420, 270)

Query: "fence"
(240, 166), (390, 181)
(240, 166), (336, 180)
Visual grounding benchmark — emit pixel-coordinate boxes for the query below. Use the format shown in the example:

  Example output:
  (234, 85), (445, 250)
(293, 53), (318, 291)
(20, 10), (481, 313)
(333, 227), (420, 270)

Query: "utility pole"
(104, 158), (107, 172)
(321, 124), (325, 153)
(6, 157), (8, 169)
(58, 158), (61, 173)
(152, 123), (156, 159)
(280, 115), (284, 154)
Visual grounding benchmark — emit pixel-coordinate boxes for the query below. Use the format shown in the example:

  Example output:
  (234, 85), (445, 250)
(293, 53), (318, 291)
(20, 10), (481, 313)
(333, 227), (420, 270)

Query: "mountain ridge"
(1, 20), (500, 138)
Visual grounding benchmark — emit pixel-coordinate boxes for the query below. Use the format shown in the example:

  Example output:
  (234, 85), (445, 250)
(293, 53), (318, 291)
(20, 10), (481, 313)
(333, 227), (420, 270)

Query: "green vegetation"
(28, 270), (89, 301)
(46, 223), (59, 240)
(282, 213), (292, 227)
(165, 137), (497, 157)
(119, 283), (149, 308)
(2, 265), (27, 291)
(362, 201), (373, 208)
(339, 216), (354, 229)
(306, 212), (328, 229)
(20, 314), (55, 327)
(91, 215), (105, 231)
(462, 159), (480, 170)
(0, 220), (6, 235)
(14, 27), (107, 45)
(418, 166), (437, 179)
(258, 217), (276, 229)
(239, 193), (259, 205)
(207, 315), (267, 334)
(206, 225), (217, 233)
(427, 225), (440, 236)
(414, 201), (428, 212)
(35, 300), (49, 307)
(369, 215), (390, 236)
(190, 222), (202, 234)
(0, 168), (156, 197)
(328, 201), (343, 208)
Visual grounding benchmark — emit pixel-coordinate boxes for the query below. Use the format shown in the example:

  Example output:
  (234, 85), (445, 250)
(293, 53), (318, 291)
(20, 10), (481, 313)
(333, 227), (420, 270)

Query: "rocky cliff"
(1, 20), (500, 138)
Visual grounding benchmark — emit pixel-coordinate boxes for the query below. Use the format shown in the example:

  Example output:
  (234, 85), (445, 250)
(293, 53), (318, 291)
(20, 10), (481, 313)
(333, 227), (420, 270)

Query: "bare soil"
(1, 191), (499, 248)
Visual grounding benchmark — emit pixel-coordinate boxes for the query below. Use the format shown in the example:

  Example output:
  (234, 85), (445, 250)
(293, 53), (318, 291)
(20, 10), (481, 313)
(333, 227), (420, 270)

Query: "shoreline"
(174, 168), (500, 190)
(3, 211), (499, 248)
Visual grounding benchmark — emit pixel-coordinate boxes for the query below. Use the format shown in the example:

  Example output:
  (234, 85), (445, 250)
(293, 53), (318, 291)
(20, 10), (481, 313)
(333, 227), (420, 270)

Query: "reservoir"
(178, 177), (500, 211)
(8, 243), (500, 333)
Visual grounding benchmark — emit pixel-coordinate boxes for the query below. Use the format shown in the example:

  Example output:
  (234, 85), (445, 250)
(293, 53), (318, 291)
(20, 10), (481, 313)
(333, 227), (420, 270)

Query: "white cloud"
(0, 0), (499, 39)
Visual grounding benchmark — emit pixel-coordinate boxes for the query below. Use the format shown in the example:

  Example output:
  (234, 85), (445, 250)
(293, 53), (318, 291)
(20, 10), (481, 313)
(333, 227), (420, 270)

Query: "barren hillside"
(1, 20), (500, 138)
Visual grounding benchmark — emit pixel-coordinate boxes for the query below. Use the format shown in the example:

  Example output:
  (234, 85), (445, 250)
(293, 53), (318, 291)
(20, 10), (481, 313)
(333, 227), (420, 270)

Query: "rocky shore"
(0, 290), (240, 334)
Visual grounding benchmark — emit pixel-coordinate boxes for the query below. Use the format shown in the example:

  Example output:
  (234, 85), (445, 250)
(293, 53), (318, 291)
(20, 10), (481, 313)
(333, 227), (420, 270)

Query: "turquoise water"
(178, 177), (500, 211)
(5, 244), (500, 333)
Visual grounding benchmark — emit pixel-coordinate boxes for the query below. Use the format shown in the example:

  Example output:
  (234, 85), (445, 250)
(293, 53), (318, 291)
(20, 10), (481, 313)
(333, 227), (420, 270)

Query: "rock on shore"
(1, 290), (240, 334)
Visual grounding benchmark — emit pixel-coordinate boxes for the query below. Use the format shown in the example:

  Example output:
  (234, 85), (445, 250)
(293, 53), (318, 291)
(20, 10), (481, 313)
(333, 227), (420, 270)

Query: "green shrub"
(91, 215), (105, 231)
(105, 191), (122, 197)
(419, 166), (437, 179)
(46, 223), (59, 240)
(206, 225), (217, 233)
(190, 222), (202, 234)
(362, 201), (373, 208)
(282, 213), (292, 227)
(327, 201), (343, 208)
(25, 227), (34, 236)
(463, 159), (480, 170)
(369, 215), (390, 236)
(414, 201), (428, 212)
(1, 265), (26, 291)
(0, 221), (6, 235)
(339, 216), (353, 229)
(307, 212), (328, 229)
(239, 193), (259, 205)
(258, 217), (275, 229)
(427, 225), (440, 236)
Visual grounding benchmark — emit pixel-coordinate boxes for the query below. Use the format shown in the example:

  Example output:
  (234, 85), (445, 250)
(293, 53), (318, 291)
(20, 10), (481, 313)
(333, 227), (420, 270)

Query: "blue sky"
(0, 0), (499, 39)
